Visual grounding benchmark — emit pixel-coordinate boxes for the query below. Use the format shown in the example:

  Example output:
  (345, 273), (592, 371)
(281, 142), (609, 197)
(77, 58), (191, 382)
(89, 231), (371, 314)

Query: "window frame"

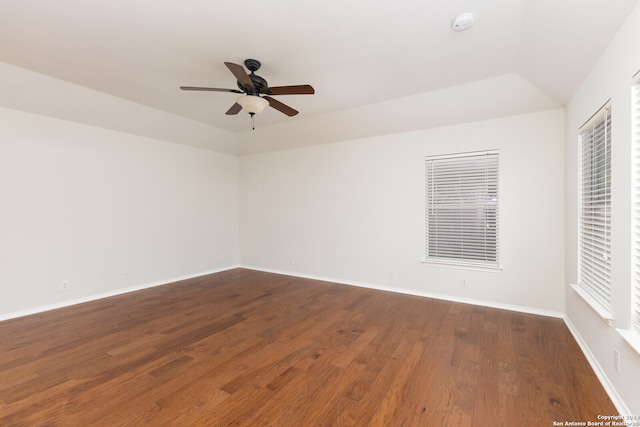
(616, 73), (640, 354)
(632, 71), (640, 333)
(577, 101), (612, 318)
(424, 150), (500, 269)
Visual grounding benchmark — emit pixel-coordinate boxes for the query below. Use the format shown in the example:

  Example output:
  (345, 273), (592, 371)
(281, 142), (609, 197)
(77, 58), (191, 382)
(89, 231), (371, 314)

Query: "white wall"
(240, 109), (566, 315)
(564, 1), (640, 415)
(0, 107), (240, 318)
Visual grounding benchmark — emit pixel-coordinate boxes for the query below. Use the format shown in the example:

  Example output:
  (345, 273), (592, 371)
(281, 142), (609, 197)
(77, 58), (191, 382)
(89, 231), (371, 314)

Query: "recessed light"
(452, 13), (474, 32)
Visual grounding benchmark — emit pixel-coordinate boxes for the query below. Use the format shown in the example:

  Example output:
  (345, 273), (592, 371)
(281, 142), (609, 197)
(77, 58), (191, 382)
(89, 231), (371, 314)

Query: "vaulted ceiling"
(1, 0), (638, 138)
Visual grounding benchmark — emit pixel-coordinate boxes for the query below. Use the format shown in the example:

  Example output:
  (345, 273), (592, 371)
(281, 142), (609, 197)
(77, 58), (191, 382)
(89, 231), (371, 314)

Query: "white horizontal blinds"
(579, 103), (612, 314)
(633, 73), (640, 331)
(425, 151), (499, 266)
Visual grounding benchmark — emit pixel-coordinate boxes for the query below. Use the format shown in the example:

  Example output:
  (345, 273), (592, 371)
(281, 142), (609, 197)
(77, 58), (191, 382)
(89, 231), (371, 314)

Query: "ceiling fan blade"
(264, 96), (298, 116)
(224, 62), (254, 90)
(262, 85), (315, 95)
(225, 103), (243, 115)
(180, 86), (244, 93)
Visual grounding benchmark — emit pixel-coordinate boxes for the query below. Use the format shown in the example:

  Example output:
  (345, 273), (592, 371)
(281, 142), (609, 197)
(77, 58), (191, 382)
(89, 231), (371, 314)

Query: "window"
(425, 150), (499, 267)
(578, 102), (612, 316)
(632, 72), (640, 332)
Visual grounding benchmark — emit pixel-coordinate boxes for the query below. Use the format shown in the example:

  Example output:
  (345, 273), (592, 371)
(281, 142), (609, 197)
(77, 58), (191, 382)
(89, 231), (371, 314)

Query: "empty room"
(1, 0), (640, 425)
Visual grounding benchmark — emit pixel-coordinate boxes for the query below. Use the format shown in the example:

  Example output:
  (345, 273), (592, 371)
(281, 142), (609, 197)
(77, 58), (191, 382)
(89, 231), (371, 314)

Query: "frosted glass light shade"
(236, 95), (269, 114)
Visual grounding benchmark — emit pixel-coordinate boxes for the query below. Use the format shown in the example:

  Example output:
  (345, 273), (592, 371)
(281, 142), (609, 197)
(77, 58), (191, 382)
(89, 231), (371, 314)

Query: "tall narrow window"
(579, 102), (612, 315)
(425, 150), (499, 267)
(632, 72), (640, 332)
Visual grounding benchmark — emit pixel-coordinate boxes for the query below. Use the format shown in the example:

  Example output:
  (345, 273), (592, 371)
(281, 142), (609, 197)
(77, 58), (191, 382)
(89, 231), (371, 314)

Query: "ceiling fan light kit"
(180, 58), (315, 129)
(236, 95), (269, 114)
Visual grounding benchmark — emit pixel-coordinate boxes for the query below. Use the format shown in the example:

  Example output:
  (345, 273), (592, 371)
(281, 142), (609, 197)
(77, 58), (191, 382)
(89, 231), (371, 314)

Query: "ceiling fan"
(180, 59), (314, 128)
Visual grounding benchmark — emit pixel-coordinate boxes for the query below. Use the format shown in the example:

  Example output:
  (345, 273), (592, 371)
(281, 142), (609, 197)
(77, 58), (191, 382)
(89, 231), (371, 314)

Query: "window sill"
(422, 259), (503, 272)
(570, 283), (613, 326)
(616, 328), (640, 355)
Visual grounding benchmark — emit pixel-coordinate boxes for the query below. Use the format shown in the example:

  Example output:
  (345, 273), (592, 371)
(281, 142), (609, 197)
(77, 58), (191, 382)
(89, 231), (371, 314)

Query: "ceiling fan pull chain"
(250, 112), (256, 130)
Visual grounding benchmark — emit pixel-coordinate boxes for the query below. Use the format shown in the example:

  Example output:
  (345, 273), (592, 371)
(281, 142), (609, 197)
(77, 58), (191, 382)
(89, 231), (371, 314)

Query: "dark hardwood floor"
(0, 268), (616, 426)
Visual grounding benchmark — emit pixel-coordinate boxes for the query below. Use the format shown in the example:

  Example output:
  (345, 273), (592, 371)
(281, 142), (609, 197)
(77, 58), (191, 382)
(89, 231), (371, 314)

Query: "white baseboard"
(563, 316), (630, 416)
(240, 265), (564, 319)
(2, 264), (561, 322)
(0, 265), (240, 322)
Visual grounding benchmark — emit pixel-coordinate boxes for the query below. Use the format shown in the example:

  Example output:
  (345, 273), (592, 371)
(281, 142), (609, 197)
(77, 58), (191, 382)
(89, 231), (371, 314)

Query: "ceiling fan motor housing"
(237, 59), (268, 94)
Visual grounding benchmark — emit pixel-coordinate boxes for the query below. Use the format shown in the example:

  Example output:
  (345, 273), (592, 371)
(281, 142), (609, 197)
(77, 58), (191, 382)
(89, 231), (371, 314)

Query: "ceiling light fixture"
(236, 95), (269, 130)
(452, 13), (474, 31)
(236, 95), (269, 114)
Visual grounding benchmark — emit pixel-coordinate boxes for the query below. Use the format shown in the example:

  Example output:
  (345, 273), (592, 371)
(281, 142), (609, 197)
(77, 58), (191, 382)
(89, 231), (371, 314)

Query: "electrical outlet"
(460, 277), (468, 288)
(289, 257), (295, 265)
(60, 280), (69, 290)
(613, 348), (621, 373)
(123, 273), (130, 280)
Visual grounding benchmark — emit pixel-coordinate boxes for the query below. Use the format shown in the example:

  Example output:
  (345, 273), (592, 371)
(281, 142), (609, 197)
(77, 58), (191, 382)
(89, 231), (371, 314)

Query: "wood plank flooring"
(0, 268), (616, 426)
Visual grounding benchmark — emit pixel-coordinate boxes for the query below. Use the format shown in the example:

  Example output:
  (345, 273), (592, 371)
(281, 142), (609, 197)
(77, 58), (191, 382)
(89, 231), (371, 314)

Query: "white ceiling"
(0, 0), (638, 134)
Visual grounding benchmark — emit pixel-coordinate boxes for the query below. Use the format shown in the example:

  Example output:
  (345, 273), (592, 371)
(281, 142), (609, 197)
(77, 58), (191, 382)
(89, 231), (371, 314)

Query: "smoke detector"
(452, 13), (474, 31)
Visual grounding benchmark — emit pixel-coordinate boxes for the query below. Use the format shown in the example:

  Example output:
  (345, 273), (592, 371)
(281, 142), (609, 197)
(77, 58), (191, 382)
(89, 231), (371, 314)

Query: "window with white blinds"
(425, 151), (499, 267)
(578, 102), (612, 315)
(632, 72), (640, 332)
